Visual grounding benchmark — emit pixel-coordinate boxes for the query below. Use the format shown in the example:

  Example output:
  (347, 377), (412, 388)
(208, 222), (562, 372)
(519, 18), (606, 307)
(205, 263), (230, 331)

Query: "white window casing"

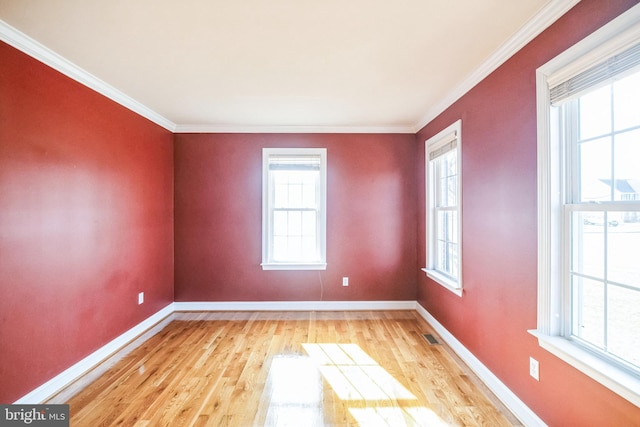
(532, 4), (640, 407)
(261, 148), (327, 270)
(423, 119), (463, 296)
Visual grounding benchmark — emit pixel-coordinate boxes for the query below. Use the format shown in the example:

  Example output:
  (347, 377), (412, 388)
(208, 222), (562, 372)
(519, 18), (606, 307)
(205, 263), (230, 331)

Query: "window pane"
(270, 170), (320, 263)
(274, 180), (289, 208)
(613, 129), (640, 201)
(607, 285), (640, 369)
(264, 149), (325, 267)
(579, 85), (611, 140)
(438, 149), (456, 176)
(572, 211), (605, 280)
(289, 182), (303, 208)
(436, 211), (445, 241)
(273, 209), (319, 263)
(437, 211), (458, 243)
(579, 137), (612, 202)
(437, 175), (446, 206)
(613, 69), (640, 131)
(435, 241), (447, 275)
(447, 243), (459, 279)
(273, 170), (318, 209)
(301, 234), (317, 260)
(572, 276), (605, 349)
(273, 236), (287, 260)
(301, 178), (317, 208)
(288, 211), (302, 236)
(446, 176), (457, 207)
(435, 242), (458, 278)
(426, 120), (461, 288)
(288, 236), (302, 259)
(435, 151), (457, 207)
(450, 211), (458, 244)
(607, 212), (640, 287)
(301, 211), (316, 236)
(274, 211), (288, 236)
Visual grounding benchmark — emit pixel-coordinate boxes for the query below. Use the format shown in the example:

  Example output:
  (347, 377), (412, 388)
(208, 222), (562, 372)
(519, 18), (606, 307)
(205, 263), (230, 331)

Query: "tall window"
(423, 120), (462, 296)
(535, 4), (640, 406)
(262, 148), (327, 270)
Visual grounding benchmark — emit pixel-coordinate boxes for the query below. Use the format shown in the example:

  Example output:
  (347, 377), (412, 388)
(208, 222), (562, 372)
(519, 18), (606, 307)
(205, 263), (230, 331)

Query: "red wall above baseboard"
(2, 0), (640, 423)
(174, 133), (417, 302)
(415, 0), (640, 425)
(0, 41), (174, 403)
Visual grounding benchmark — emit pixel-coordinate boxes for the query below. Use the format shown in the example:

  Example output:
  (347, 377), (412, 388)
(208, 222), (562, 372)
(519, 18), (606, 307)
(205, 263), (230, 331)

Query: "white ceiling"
(0, 1), (576, 133)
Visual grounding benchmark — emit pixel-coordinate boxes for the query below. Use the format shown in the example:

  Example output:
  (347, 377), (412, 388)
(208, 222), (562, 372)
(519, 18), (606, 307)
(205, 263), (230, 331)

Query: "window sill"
(528, 329), (640, 407)
(261, 262), (327, 271)
(422, 268), (463, 297)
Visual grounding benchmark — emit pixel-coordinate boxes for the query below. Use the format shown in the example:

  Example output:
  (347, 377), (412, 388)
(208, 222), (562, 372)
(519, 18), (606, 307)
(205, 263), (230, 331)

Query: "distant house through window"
(262, 148), (327, 270)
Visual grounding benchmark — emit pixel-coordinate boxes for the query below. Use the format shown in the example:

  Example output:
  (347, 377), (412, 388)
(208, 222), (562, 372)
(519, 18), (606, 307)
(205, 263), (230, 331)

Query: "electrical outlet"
(342, 277), (349, 286)
(138, 292), (144, 305)
(529, 357), (539, 381)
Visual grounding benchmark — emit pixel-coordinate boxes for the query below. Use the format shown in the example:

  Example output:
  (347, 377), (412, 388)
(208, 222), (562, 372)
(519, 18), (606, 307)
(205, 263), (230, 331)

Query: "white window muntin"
(423, 119), (462, 296)
(533, 3), (640, 406)
(262, 148), (327, 270)
(562, 75), (640, 372)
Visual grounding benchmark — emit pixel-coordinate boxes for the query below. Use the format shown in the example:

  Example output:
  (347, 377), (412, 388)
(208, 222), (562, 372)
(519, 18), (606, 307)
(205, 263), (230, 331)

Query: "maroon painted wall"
(0, 42), (174, 403)
(415, 1), (640, 425)
(4, 0), (640, 423)
(174, 133), (416, 302)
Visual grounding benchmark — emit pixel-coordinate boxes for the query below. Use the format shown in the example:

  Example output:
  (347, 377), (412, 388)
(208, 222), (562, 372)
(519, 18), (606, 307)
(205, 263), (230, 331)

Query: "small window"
(534, 4), (640, 406)
(423, 120), (462, 296)
(262, 148), (327, 270)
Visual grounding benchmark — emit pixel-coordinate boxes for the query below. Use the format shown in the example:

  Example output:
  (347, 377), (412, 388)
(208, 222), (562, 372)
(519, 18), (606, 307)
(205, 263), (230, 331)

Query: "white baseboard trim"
(415, 303), (546, 427)
(14, 300), (413, 403)
(173, 300), (416, 312)
(14, 298), (544, 427)
(15, 303), (175, 404)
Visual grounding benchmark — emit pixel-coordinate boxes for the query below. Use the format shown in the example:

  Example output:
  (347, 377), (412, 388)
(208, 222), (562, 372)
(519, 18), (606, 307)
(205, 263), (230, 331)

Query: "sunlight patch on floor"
(302, 343), (451, 426)
(263, 355), (324, 426)
(349, 407), (451, 427)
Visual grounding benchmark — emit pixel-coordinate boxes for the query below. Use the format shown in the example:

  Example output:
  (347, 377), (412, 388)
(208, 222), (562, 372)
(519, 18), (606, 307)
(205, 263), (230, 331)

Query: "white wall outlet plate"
(530, 357), (539, 381)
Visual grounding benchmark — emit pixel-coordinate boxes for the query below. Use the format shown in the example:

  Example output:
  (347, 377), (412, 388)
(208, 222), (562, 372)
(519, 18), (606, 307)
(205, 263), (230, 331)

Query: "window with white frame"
(423, 120), (462, 296)
(262, 148), (327, 270)
(534, 4), (640, 406)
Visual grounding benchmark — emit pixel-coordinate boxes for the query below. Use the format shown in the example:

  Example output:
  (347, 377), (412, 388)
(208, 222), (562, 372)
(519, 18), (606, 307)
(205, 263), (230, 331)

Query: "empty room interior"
(2, 0), (640, 426)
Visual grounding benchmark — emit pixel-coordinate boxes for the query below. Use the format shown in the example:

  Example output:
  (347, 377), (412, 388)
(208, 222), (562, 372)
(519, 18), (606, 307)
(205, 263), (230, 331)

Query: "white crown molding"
(174, 300), (417, 311)
(0, 20), (176, 132)
(174, 124), (415, 134)
(415, 303), (547, 427)
(2, 0), (580, 136)
(413, 0), (581, 133)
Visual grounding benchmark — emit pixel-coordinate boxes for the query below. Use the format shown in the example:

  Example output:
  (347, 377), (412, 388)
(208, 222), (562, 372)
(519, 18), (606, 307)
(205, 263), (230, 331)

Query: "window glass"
(614, 129), (640, 202)
(613, 71), (640, 131)
(424, 120), (462, 294)
(578, 137), (611, 202)
(536, 7), (640, 404)
(262, 149), (326, 270)
(579, 85), (611, 140)
(567, 68), (640, 372)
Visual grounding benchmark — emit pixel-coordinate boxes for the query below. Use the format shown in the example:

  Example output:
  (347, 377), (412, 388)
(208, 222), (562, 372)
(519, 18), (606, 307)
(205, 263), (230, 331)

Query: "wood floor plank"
(62, 311), (521, 427)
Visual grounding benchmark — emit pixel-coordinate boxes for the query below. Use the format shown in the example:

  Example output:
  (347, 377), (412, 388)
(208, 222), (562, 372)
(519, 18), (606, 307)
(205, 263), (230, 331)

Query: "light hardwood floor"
(63, 311), (521, 426)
